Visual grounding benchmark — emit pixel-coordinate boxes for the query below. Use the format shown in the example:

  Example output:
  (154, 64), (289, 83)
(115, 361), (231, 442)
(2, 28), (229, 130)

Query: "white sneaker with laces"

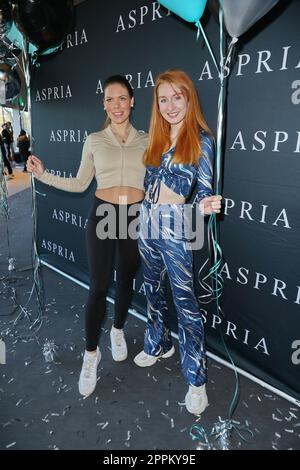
(78, 347), (101, 397)
(134, 345), (175, 367)
(185, 384), (208, 415)
(110, 326), (128, 361)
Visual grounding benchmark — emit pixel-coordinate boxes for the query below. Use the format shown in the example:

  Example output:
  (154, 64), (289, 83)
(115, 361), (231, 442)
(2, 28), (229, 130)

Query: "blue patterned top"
(144, 132), (214, 205)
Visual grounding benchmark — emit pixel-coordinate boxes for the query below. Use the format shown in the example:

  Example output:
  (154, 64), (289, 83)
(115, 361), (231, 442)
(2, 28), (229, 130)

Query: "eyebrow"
(105, 94), (129, 98)
(158, 91), (183, 98)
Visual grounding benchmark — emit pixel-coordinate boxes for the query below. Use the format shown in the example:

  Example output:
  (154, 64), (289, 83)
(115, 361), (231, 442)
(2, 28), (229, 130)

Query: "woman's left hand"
(200, 195), (222, 215)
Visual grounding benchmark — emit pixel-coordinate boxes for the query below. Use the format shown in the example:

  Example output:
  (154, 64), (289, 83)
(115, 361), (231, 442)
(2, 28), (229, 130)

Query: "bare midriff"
(95, 186), (144, 204)
(147, 181), (185, 204)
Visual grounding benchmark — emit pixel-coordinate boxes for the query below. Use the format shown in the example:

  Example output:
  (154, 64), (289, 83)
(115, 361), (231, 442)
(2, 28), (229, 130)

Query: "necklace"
(111, 125), (132, 144)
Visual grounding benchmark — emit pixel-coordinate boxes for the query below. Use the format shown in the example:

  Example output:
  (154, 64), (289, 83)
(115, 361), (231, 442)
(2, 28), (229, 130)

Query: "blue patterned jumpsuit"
(138, 132), (214, 386)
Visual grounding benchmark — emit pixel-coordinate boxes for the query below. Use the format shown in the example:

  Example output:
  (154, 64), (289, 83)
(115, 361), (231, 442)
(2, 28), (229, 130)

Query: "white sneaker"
(78, 347), (101, 397)
(110, 326), (128, 362)
(134, 345), (175, 367)
(185, 384), (208, 415)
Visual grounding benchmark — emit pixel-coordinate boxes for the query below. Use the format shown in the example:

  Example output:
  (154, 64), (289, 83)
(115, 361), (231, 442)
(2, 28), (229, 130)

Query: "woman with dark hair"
(27, 75), (148, 397)
(134, 69), (222, 416)
(2, 122), (14, 164)
(17, 129), (30, 172)
(0, 132), (13, 179)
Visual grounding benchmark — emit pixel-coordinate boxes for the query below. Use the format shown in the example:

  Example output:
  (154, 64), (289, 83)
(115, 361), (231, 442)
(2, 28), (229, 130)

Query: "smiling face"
(157, 82), (188, 129)
(103, 83), (134, 125)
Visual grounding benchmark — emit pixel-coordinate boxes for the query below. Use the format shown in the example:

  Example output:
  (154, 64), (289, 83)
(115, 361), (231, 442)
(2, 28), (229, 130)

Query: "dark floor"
(0, 189), (299, 451)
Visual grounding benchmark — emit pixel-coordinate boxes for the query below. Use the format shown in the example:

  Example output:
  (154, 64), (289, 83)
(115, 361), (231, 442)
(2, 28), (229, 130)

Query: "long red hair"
(144, 69), (212, 166)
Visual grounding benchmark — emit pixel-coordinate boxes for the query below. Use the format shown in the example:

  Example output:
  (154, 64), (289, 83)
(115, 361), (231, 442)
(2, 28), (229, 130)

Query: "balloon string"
(215, 8), (224, 194)
(20, 41), (45, 333)
(225, 37), (238, 69)
(195, 20), (220, 75)
(196, 5), (242, 427)
(35, 190), (47, 197)
(197, 8), (225, 306)
(0, 157), (32, 323)
(214, 7), (241, 421)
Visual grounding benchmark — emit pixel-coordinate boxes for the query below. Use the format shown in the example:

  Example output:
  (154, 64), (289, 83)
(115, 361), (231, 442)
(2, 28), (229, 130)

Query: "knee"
(122, 257), (141, 279)
(89, 283), (108, 302)
(116, 265), (139, 288)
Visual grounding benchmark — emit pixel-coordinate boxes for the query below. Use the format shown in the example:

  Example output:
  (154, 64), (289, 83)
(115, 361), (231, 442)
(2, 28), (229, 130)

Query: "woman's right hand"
(27, 155), (45, 178)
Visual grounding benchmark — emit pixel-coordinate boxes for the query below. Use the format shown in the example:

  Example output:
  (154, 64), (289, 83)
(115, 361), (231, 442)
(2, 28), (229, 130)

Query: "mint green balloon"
(159, 0), (207, 23)
(6, 22), (25, 50)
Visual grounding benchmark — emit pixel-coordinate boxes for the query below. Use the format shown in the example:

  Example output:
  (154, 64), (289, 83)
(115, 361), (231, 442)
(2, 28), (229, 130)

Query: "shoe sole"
(134, 345), (175, 367)
(161, 346), (175, 359)
(185, 401), (208, 416)
(185, 394), (208, 416)
(112, 351), (128, 362)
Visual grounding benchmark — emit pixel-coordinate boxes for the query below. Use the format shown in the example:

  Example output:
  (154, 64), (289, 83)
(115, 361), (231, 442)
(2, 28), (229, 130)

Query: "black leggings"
(85, 197), (142, 351)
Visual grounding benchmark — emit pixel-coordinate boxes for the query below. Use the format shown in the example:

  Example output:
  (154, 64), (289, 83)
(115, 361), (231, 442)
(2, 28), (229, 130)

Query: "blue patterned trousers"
(138, 201), (206, 386)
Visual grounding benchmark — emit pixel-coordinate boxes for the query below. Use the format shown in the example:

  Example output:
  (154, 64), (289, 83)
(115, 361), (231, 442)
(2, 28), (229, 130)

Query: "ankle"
(189, 384), (206, 394)
(112, 326), (123, 333)
(85, 349), (97, 356)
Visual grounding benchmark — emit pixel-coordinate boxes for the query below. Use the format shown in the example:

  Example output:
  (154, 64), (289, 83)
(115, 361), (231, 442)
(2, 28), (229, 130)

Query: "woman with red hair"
(134, 69), (221, 416)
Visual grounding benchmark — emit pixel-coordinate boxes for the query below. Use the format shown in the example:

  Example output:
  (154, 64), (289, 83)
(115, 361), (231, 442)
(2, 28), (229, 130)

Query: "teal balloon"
(39, 45), (61, 57)
(6, 22), (24, 50)
(6, 22), (34, 53)
(159, 0), (207, 23)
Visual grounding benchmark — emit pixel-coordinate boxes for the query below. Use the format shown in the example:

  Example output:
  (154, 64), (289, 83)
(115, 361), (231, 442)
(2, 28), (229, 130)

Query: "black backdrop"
(31, 0), (300, 403)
